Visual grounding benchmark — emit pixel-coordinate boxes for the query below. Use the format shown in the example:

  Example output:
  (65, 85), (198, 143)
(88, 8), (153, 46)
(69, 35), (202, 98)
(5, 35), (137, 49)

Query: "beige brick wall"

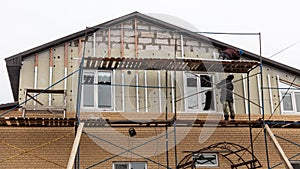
(0, 127), (74, 169)
(0, 125), (299, 168)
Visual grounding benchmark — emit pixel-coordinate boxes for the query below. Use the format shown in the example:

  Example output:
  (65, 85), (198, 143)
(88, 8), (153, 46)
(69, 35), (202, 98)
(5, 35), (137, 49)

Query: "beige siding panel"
(67, 46), (80, 113)
(260, 67), (271, 114)
(138, 70), (145, 112)
(36, 51), (50, 106)
(123, 49), (136, 58)
(166, 72), (174, 113)
(234, 73), (246, 115)
(147, 71), (159, 113)
(111, 48), (121, 58)
(138, 50), (171, 59)
(124, 70), (137, 112)
(19, 55), (35, 105)
(95, 30), (108, 57)
(114, 70), (123, 111)
(174, 72), (184, 112)
(249, 70), (261, 114)
(84, 40), (93, 57)
(52, 46), (65, 107)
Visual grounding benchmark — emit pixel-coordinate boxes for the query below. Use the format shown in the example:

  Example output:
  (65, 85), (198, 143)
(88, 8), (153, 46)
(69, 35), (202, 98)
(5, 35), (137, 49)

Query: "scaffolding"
(69, 28), (299, 168)
(2, 23), (300, 169)
(68, 24), (265, 167)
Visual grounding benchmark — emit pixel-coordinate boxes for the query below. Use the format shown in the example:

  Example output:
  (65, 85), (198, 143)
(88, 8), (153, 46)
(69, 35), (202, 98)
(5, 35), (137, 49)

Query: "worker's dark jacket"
(217, 79), (234, 102)
(223, 48), (240, 60)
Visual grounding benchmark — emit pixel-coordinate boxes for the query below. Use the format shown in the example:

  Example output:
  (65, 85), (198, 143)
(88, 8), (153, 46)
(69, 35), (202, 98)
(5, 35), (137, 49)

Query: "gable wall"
(17, 17), (300, 117)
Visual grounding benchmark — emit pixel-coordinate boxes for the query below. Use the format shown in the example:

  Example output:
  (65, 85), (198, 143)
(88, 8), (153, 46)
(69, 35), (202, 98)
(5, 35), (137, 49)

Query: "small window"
(279, 81), (300, 114)
(113, 162), (147, 169)
(282, 93), (293, 111)
(193, 153), (218, 167)
(291, 160), (300, 169)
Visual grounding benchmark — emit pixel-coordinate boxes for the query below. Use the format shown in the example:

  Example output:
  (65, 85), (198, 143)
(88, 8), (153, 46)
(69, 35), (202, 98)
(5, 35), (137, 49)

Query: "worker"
(219, 48), (243, 60)
(217, 75), (235, 121)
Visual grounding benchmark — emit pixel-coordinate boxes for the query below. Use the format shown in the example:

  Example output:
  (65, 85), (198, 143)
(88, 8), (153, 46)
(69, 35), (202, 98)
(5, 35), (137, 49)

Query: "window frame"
(112, 162), (147, 169)
(183, 73), (216, 113)
(279, 81), (300, 114)
(291, 160), (300, 169)
(81, 70), (114, 111)
(193, 153), (219, 167)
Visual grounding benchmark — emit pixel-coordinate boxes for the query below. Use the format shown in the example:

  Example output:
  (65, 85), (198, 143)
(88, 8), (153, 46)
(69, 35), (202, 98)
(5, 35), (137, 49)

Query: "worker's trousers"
(222, 101), (235, 119)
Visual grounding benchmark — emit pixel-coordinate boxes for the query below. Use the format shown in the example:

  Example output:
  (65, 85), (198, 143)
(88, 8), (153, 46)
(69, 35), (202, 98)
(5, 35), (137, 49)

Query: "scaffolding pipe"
(247, 71), (255, 168)
(75, 35), (87, 169)
(173, 32), (178, 169)
(259, 33), (271, 169)
(257, 74), (263, 114)
(165, 70), (169, 169)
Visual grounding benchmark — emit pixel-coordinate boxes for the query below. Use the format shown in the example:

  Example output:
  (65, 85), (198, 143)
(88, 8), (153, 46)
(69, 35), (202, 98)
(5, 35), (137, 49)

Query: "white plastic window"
(82, 70), (113, 110)
(279, 81), (300, 114)
(184, 73), (215, 112)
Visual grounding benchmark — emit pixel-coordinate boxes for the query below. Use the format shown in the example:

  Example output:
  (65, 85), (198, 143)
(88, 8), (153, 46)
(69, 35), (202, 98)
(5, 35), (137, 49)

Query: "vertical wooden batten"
(120, 23), (124, 58)
(108, 28), (111, 58)
(64, 43), (68, 90)
(49, 48), (53, 106)
(34, 54), (38, 106)
(267, 74), (274, 113)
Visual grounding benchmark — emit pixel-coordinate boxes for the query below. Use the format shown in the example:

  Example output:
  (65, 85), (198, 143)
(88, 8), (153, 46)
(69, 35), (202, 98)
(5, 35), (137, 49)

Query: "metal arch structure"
(178, 142), (262, 169)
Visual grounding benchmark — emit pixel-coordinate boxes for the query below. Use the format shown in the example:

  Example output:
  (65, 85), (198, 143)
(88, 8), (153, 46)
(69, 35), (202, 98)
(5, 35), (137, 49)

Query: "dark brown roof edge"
(0, 102), (19, 110)
(5, 11), (300, 75)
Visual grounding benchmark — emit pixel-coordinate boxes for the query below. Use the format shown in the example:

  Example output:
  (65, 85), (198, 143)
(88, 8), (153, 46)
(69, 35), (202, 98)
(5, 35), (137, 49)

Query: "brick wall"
(0, 127), (74, 169)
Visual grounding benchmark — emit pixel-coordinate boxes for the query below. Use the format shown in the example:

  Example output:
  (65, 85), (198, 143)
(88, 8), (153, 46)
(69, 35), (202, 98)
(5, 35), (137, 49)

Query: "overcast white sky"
(0, 0), (300, 104)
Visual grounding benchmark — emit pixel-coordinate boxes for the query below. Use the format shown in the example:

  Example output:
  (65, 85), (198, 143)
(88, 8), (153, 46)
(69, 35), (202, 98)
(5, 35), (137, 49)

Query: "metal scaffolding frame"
(1, 26), (300, 169)
(73, 40), (263, 168)
(71, 30), (300, 169)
